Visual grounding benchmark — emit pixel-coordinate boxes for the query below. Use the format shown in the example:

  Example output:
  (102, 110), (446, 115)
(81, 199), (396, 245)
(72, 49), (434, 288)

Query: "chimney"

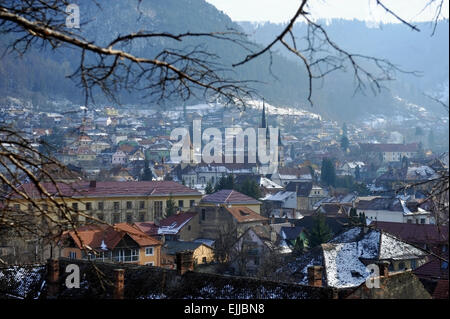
(176, 251), (194, 275)
(307, 266), (323, 287)
(113, 269), (125, 299)
(270, 230), (277, 243)
(376, 261), (390, 277)
(270, 215), (275, 224)
(46, 259), (59, 298)
(89, 180), (97, 188)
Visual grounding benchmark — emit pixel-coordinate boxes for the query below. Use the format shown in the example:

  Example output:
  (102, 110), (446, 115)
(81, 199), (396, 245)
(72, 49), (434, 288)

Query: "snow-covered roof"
(345, 162), (365, 169)
(260, 177), (283, 189)
(406, 166), (439, 180)
(319, 227), (427, 288)
(262, 191), (296, 202)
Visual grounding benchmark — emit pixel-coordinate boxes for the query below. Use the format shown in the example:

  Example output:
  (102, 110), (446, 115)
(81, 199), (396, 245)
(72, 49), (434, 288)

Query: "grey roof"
(163, 241), (205, 255)
(281, 226), (306, 241)
(285, 181), (313, 197)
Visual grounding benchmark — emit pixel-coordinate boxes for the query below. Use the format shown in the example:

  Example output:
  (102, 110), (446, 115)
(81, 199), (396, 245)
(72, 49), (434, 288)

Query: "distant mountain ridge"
(0, 1), (448, 123)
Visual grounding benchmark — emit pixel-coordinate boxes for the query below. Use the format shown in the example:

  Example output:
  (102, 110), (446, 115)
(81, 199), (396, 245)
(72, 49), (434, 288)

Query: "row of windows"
(18, 199), (196, 212)
(68, 199), (196, 212)
(70, 247), (155, 260)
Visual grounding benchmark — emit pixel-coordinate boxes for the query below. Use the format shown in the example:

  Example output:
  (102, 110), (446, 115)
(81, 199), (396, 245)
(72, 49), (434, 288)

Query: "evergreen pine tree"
(340, 135), (349, 152)
(205, 181), (214, 194)
(321, 158), (336, 187)
(308, 214), (333, 248)
(142, 159), (153, 181)
(165, 194), (177, 217)
(355, 165), (361, 181)
(292, 238), (305, 256)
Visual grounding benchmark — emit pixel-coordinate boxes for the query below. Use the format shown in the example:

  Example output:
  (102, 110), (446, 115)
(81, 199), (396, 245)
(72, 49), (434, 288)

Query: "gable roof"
(288, 227), (428, 289)
(285, 181), (313, 196)
(277, 166), (312, 179)
(281, 226), (306, 241)
(372, 221), (449, 246)
(157, 211), (198, 235)
(356, 197), (425, 214)
(224, 206), (268, 224)
(134, 222), (159, 236)
(63, 223), (160, 251)
(413, 256), (449, 280)
(201, 189), (261, 205)
(163, 240), (209, 255)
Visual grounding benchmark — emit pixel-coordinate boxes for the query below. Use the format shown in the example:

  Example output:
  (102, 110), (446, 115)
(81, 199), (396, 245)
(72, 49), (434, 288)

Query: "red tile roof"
(414, 256), (449, 280)
(134, 222), (159, 236)
(372, 222), (449, 246)
(64, 223), (161, 251)
(432, 280), (449, 299)
(12, 181), (201, 199)
(158, 211), (197, 228)
(224, 206), (268, 224)
(201, 189), (261, 205)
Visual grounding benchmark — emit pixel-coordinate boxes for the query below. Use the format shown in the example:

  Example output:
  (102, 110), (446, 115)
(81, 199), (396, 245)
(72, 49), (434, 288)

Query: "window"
(398, 262), (406, 270)
(201, 209), (206, 221)
(114, 202), (120, 211)
(72, 203), (78, 211)
(97, 213), (104, 221)
(126, 201), (132, 209)
(86, 202), (92, 211)
(420, 218), (426, 224)
(188, 225), (191, 231)
(190, 200), (195, 207)
(145, 262), (154, 266)
(98, 202), (104, 210)
(112, 248), (139, 262)
(202, 257), (207, 264)
(145, 247), (154, 256)
(178, 200), (184, 208)
(139, 212), (146, 222)
(154, 201), (163, 218)
(126, 213), (133, 224)
(410, 259), (417, 269)
(139, 201), (145, 209)
(69, 251), (77, 259)
(113, 213), (120, 224)
(407, 219), (412, 224)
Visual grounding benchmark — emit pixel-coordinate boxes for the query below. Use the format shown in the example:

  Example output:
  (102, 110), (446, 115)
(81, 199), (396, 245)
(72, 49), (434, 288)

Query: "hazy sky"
(205, 0), (449, 23)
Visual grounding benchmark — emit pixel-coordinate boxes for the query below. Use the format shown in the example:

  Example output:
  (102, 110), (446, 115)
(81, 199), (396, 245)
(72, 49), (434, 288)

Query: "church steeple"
(261, 99), (267, 129)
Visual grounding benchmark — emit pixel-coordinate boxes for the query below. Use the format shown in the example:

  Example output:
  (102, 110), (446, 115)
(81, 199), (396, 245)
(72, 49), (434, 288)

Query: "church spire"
(261, 99), (267, 129)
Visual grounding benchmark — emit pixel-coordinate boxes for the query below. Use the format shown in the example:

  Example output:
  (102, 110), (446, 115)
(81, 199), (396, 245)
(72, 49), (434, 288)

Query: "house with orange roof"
(59, 223), (162, 266)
